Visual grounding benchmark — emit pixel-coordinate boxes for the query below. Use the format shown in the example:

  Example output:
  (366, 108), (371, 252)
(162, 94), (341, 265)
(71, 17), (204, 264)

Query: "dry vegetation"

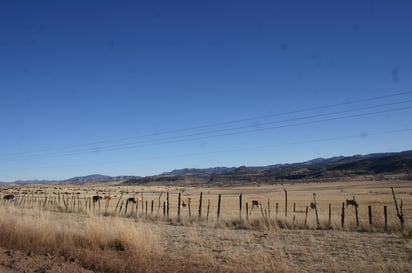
(0, 180), (411, 272)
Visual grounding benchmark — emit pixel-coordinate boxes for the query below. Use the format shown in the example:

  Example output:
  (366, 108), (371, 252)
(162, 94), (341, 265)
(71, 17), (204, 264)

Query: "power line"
(2, 102), (411, 161)
(1, 90), (411, 157)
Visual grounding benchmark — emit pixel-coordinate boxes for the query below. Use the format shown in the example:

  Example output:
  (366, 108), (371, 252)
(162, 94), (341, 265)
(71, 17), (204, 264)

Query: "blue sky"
(1, 1), (411, 181)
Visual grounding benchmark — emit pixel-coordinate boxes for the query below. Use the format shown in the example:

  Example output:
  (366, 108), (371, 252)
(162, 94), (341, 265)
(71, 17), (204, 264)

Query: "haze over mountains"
(3, 150), (411, 185)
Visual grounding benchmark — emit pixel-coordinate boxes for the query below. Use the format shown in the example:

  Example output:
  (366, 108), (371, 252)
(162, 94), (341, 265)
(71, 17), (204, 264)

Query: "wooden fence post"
(217, 194), (222, 219)
(304, 206), (309, 226)
(146, 200), (148, 217)
(166, 192), (170, 218)
(198, 192), (203, 218)
(178, 192), (181, 219)
(355, 206), (359, 227)
(293, 202), (296, 225)
(267, 197), (271, 219)
(328, 203), (332, 228)
(276, 202), (279, 218)
(246, 202), (249, 221)
(341, 202), (345, 228)
(313, 193), (319, 228)
(151, 200), (154, 215)
(384, 205), (388, 231)
(206, 200), (210, 220)
(391, 187), (404, 226)
(284, 188), (288, 218)
(239, 194), (242, 219)
(115, 194), (123, 213)
(368, 205), (372, 226)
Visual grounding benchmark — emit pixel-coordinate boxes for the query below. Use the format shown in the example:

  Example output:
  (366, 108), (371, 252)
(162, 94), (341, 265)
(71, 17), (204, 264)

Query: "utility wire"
(1, 90), (411, 157)
(2, 103), (411, 161)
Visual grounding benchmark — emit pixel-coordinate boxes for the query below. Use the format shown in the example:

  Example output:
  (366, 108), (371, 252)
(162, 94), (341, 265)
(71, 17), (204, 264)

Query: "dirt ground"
(0, 246), (93, 273)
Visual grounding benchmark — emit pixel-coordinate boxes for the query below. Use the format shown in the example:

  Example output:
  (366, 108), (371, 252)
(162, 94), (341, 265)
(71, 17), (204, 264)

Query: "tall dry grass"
(0, 205), (243, 273)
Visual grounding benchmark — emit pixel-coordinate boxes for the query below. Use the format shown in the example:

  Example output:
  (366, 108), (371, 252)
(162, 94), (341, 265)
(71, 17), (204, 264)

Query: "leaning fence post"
(391, 187), (404, 226)
(355, 206), (359, 227)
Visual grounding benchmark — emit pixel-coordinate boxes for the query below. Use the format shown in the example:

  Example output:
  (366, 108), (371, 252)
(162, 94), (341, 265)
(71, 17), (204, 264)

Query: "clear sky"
(1, 0), (411, 182)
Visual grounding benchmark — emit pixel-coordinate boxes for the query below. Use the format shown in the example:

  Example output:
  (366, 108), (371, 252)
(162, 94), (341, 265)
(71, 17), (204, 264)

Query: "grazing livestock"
(180, 197), (191, 207)
(346, 199), (359, 208)
(127, 197), (137, 204)
(310, 202), (317, 209)
(92, 196), (102, 203)
(3, 194), (14, 200)
(249, 200), (261, 215)
(251, 200), (260, 209)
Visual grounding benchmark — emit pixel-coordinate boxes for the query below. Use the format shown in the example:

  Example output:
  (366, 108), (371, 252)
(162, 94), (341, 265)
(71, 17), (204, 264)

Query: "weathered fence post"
(206, 200), (210, 220)
(313, 193), (319, 228)
(188, 199), (191, 218)
(267, 197), (271, 219)
(145, 200), (148, 217)
(198, 192), (203, 218)
(284, 188), (288, 218)
(341, 202), (345, 228)
(115, 194), (123, 213)
(391, 187), (404, 226)
(246, 202), (249, 221)
(125, 200), (129, 215)
(163, 201), (166, 216)
(166, 192), (170, 218)
(304, 206), (309, 226)
(217, 194), (222, 219)
(178, 192), (181, 219)
(328, 203), (332, 228)
(293, 202), (296, 226)
(141, 193), (144, 214)
(276, 202), (279, 218)
(355, 206), (359, 227)
(239, 194), (242, 219)
(151, 200), (154, 215)
(384, 205), (388, 231)
(368, 205), (372, 226)
(118, 201), (124, 214)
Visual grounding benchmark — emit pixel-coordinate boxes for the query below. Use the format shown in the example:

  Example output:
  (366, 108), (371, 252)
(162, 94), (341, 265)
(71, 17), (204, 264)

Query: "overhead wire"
(1, 90), (411, 158)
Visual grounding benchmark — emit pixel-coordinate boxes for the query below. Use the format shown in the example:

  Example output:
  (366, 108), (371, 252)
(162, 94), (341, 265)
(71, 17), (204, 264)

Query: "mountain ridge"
(2, 150), (412, 185)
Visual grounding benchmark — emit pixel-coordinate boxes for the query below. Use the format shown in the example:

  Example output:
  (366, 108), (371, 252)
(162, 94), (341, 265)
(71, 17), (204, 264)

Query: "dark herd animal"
(92, 195), (102, 203)
(346, 199), (359, 208)
(127, 197), (137, 204)
(3, 194), (14, 200)
(251, 200), (260, 209)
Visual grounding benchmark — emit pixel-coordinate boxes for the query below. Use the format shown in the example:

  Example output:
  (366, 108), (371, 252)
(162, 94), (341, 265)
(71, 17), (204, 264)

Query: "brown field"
(0, 180), (411, 272)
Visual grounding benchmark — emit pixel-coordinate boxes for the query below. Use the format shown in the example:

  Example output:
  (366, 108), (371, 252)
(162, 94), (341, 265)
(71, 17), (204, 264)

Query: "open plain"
(0, 179), (411, 272)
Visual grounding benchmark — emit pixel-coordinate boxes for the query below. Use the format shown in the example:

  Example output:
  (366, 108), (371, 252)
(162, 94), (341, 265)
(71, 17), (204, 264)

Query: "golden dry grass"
(0, 180), (411, 272)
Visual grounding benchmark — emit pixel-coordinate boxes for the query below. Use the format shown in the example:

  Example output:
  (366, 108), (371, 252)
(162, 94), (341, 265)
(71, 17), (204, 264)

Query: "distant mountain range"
(2, 175), (139, 185)
(122, 150), (412, 186)
(2, 150), (412, 185)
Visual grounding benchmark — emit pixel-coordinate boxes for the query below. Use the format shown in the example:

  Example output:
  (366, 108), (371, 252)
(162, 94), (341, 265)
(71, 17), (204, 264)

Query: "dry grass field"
(0, 180), (411, 272)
